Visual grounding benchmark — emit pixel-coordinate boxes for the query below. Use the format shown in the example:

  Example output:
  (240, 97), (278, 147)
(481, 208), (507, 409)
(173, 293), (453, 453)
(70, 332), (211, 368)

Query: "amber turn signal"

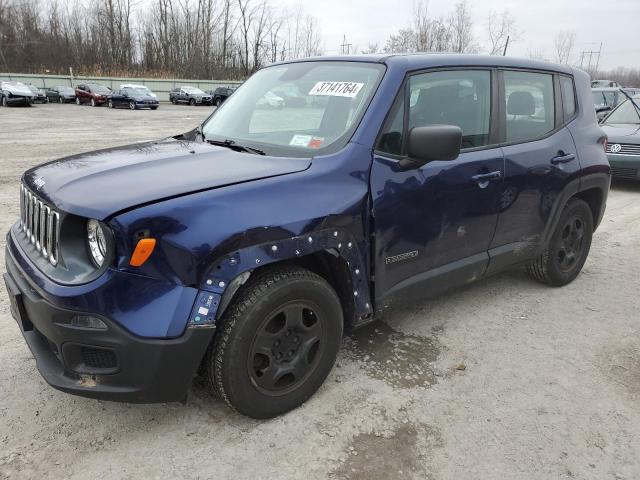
(130, 238), (156, 267)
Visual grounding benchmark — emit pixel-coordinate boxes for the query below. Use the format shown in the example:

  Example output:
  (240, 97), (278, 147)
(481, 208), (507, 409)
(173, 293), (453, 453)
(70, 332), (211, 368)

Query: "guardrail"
(0, 73), (242, 102)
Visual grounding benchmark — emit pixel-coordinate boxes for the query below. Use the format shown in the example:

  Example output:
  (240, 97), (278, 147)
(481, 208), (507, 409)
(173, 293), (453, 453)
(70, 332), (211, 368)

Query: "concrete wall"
(0, 73), (242, 102)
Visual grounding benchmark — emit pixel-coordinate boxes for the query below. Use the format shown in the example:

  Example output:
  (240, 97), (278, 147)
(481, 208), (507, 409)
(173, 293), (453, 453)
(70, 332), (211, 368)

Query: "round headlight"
(87, 219), (108, 267)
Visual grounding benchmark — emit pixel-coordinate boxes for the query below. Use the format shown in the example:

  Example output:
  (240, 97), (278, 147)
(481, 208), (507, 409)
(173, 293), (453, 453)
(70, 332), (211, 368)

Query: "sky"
(280, 0), (640, 70)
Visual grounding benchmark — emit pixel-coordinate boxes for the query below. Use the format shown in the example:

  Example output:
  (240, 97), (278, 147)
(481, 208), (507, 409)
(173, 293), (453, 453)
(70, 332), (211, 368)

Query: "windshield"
(201, 61), (385, 157)
(124, 87), (150, 95)
(89, 85), (111, 94)
(604, 97), (640, 124)
(183, 87), (204, 94)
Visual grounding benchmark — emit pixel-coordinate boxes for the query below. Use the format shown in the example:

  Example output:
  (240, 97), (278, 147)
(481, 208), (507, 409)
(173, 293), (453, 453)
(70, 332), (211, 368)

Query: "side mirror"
(399, 125), (462, 170)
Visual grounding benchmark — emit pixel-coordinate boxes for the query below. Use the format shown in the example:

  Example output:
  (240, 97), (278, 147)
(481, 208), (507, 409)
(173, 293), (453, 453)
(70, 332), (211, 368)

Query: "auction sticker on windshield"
(308, 81), (364, 98)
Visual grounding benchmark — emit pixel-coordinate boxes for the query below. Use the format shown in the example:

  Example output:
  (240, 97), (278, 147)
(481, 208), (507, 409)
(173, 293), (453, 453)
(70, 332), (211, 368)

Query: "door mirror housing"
(399, 125), (463, 170)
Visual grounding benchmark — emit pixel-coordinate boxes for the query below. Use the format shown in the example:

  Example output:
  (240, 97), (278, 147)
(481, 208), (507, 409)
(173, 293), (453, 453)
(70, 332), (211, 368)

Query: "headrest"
(507, 91), (535, 116)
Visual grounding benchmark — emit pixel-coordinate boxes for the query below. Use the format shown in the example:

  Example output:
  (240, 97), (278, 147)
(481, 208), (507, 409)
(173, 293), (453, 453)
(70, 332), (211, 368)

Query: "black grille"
(611, 166), (639, 180)
(81, 347), (117, 369)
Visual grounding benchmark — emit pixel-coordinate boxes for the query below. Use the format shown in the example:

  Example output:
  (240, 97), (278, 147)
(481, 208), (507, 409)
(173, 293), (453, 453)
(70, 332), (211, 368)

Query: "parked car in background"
(208, 87), (235, 107)
(592, 79), (620, 88)
(169, 86), (213, 105)
(45, 86), (77, 103)
(107, 86), (159, 110)
(75, 83), (111, 107)
(119, 84), (157, 99)
(26, 84), (48, 103)
(0, 81), (35, 106)
(592, 87), (627, 121)
(4, 55), (610, 419)
(600, 95), (640, 181)
(257, 90), (285, 108)
(272, 85), (307, 107)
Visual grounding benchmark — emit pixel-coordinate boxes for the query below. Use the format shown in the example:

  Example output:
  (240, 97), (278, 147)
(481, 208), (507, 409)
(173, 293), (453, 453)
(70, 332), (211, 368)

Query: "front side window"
(408, 70), (491, 149)
(603, 98), (640, 124)
(504, 71), (555, 143)
(201, 61), (385, 157)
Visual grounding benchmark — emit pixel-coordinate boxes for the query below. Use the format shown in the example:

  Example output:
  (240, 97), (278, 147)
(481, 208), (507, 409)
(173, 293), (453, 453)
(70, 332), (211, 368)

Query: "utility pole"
(502, 36), (510, 56)
(340, 35), (352, 55)
(579, 43), (604, 75)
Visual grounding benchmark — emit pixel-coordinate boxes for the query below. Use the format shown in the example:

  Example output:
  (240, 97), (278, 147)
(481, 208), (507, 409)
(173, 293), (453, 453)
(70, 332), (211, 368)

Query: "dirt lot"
(1, 103), (639, 480)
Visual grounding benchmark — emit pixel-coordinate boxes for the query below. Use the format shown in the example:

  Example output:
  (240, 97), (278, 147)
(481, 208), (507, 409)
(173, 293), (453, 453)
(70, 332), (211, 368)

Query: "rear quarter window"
(560, 76), (576, 120)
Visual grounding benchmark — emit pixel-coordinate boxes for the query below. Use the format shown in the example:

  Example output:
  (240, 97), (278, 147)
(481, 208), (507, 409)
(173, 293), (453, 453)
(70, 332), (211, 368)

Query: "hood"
(3, 83), (34, 96)
(23, 139), (311, 220)
(601, 123), (640, 141)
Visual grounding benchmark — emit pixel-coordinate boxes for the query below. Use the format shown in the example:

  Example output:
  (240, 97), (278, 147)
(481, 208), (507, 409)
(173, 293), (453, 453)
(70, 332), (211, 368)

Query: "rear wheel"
(90, 98), (96, 107)
(58, 96), (63, 104)
(1, 96), (6, 107)
(76, 97), (81, 105)
(205, 266), (343, 418)
(108, 99), (114, 108)
(527, 198), (593, 286)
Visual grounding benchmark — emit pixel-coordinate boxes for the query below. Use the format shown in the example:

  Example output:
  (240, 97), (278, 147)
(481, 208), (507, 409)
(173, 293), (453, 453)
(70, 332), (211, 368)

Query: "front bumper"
(607, 153), (640, 180)
(4, 238), (216, 403)
(4, 95), (32, 105)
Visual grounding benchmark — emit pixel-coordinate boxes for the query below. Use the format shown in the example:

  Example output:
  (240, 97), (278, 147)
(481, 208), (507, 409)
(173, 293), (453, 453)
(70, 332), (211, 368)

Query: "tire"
(205, 266), (343, 419)
(1, 96), (6, 107)
(171, 97), (177, 105)
(527, 198), (593, 287)
(215, 98), (222, 107)
(108, 99), (114, 108)
(58, 96), (63, 104)
(150, 106), (158, 110)
(90, 98), (96, 107)
(189, 98), (196, 106)
(129, 100), (135, 110)
(76, 97), (81, 105)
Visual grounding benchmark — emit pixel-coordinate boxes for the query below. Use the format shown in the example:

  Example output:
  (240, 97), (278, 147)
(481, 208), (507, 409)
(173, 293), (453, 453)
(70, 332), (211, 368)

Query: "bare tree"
(449, 0), (475, 53)
(486, 9), (517, 55)
(554, 30), (575, 65)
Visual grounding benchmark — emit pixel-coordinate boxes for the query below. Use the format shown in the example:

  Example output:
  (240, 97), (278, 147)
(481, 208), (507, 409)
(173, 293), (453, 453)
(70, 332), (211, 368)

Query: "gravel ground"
(1, 103), (639, 480)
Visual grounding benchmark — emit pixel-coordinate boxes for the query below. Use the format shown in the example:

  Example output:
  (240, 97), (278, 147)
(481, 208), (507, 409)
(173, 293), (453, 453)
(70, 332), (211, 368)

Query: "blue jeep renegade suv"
(4, 55), (610, 418)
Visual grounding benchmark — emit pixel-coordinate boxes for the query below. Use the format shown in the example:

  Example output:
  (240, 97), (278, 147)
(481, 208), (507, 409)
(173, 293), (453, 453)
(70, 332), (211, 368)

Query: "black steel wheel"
(248, 302), (325, 395)
(206, 266), (343, 418)
(527, 198), (593, 286)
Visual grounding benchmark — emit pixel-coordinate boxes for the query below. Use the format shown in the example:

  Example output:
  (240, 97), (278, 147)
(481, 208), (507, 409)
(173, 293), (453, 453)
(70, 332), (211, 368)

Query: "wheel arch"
(195, 230), (373, 331)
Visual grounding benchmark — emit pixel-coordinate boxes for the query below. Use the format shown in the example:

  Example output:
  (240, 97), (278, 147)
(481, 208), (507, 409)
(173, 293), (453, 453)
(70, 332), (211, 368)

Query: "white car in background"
(258, 91), (285, 109)
(0, 81), (36, 107)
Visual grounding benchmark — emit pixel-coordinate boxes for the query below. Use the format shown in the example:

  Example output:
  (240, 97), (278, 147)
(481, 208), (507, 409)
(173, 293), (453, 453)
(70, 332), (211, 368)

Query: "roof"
(271, 53), (575, 74)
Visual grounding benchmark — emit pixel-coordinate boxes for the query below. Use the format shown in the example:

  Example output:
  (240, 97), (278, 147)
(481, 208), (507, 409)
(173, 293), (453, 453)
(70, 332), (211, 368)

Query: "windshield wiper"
(205, 139), (265, 155)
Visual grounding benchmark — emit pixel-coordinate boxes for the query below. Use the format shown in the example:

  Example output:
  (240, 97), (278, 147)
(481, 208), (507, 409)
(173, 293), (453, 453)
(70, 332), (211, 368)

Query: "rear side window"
(408, 70), (491, 149)
(560, 76), (576, 119)
(504, 71), (555, 143)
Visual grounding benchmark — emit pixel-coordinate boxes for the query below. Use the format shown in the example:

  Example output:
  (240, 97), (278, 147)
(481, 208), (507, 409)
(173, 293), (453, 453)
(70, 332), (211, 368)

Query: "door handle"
(551, 153), (576, 165)
(471, 171), (502, 182)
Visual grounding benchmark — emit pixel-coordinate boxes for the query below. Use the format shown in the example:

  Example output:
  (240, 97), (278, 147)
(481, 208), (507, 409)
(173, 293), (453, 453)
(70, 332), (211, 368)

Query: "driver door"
(371, 69), (504, 302)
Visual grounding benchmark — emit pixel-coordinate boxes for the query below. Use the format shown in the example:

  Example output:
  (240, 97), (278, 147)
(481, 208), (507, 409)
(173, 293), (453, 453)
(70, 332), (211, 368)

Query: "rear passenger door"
(371, 69), (505, 301)
(487, 70), (580, 273)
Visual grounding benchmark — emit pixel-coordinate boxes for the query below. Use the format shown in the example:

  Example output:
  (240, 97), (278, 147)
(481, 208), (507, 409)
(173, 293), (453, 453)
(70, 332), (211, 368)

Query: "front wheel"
(215, 98), (222, 107)
(527, 198), (593, 286)
(90, 98), (96, 107)
(76, 97), (81, 105)
(205, 266), (343, 418)
(58, 96), (63, 104)
(129, 100), (135, 110)
(1, 96), (6, 107)
(189, 98), (196, 106)
(108, 99), (114, 108)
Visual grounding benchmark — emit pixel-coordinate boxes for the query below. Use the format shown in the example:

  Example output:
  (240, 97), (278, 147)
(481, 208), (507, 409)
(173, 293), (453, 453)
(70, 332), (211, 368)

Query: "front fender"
(188, 229), (373, 328)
